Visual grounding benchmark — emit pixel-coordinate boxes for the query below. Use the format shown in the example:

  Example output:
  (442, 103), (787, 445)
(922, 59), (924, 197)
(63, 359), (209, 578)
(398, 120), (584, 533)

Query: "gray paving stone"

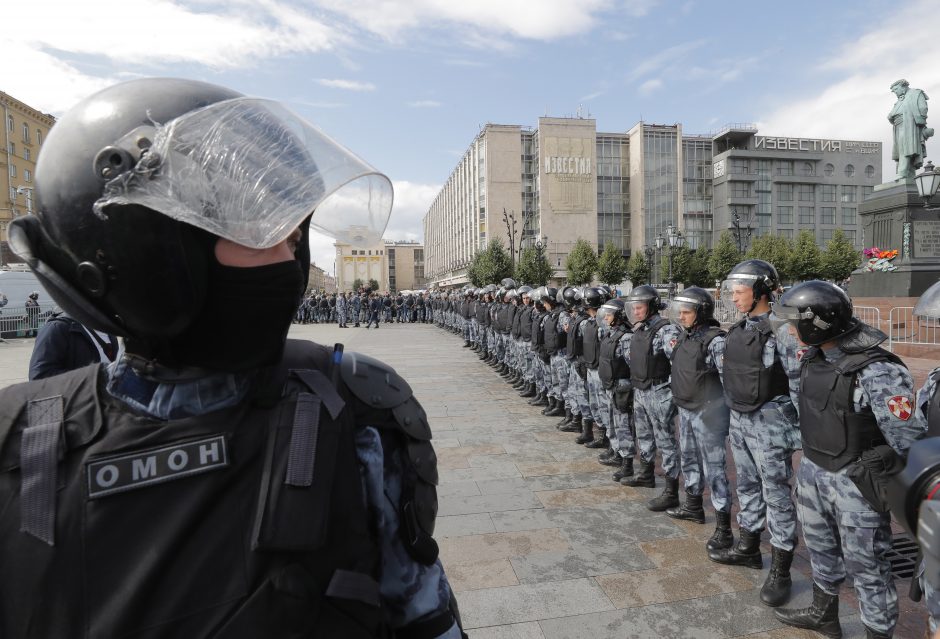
(475, 477), (531, 494)
(467, 622), (545, 639)
(438, 491), (542, 517)
(435, 513), (496, 538)
(437, 480), (482, 498)
(523, 472), (613, 492)
(440, 466), (523, 483)
(457, 578), (615, 629)
(510, 543), (655, 583)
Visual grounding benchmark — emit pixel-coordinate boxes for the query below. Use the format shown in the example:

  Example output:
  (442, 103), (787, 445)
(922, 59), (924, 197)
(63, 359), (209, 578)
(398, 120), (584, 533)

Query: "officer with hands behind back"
(773, 281), (925, 639)
(0, 78), (464, 639)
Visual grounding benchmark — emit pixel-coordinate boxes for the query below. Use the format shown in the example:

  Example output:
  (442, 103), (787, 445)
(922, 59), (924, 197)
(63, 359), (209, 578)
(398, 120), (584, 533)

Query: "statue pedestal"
(849, 181), (940, 298)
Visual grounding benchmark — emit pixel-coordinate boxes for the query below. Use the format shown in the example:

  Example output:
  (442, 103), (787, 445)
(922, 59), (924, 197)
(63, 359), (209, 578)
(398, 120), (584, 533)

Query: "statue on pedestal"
(889, 79), (933, 180)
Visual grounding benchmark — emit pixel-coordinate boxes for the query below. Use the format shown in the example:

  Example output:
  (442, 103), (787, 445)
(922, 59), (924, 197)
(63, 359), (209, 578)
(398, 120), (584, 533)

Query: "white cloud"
(759, 0), (939, 178)
(407, 100), (442, 108)
(317, 78), (377, 91)
(627, 39), (707, 82)
(638, 78), (663, 96)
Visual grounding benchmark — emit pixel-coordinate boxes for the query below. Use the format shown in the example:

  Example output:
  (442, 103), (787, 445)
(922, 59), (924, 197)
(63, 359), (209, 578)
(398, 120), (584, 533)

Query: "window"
(777, 161), (793, 176)
(845, 230), (857, 244)
(820, 184), (836, 202)
(821, 207), (836, 224)
(865, 165), (875, 178)
(367, 250), (372, 255)
(824, 163), (834, 176)
(820, 229), (834, 243)
(6, 115), (12, 131)
(842, 207), (857, 225)
(24, 169), (31, 182)
(777, 206), (793, 224)
(862, 186), (874, 200)
(731, 158), (748, 174)
(798, 184), (814, 201)
(845, 164), (855, 177)
(24, 148), (30, 161)
(781, 229), (794, 239)
(841, 185), (856, 203)
(731, 182), (751, 197)
(7, 142), (13, 155)
(778, 184), (793, 201)
(22, 123), (29, 143)
(801, 162), (815, 176)
(9, 187), (16, 201)
(9, 164), (15, 178)
(36, 130), (42, 145)
(799, 206), (815, 224)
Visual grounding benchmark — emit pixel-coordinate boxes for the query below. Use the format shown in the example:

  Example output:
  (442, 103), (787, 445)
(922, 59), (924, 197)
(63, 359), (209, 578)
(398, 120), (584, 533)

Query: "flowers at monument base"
(863, 246), (899, 272)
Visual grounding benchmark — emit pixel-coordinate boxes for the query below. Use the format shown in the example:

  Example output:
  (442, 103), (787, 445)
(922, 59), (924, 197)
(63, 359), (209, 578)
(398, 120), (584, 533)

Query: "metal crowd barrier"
(0, 305), (56, 339)
(853, 306), (882, 331)
(888, 306), (940, 352)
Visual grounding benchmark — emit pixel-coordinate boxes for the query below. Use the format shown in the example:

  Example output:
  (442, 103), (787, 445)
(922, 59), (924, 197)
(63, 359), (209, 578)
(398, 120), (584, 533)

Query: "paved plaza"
(0, 323), (930, 638)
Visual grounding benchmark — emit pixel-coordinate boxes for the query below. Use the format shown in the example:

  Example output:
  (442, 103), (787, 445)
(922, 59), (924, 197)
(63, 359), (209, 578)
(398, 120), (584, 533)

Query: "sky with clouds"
(6, 0), (939, 274)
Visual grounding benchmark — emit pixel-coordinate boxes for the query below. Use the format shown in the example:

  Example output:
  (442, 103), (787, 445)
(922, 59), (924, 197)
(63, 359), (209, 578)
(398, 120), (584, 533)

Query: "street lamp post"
(643, 244), (654, 285)
(665, 224), (684, 298)
(655, 233), (666, 286)
(915, 160), (940, 208)
(729, 208), (752, 254)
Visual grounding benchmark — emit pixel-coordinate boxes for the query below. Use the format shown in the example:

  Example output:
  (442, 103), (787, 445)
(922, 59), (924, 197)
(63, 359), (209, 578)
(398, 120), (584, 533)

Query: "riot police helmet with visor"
(770, 280), (860, 346)
(625, 285), (664, 324)
(721, 259), (779, 315)
(672, 286), (715, 330)
(597, 298), (627, 328)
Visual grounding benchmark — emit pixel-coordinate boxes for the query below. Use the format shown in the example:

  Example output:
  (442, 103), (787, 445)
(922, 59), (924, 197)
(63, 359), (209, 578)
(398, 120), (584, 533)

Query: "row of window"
(6, 116), (42, 145)
(8, 164), (31, 181)
(731, 157), (876, 179)
(776, 206), (857, 225)
(6, 143), (31, 161)
(732, 183), (873, 202)
(350, 249), (384, 256)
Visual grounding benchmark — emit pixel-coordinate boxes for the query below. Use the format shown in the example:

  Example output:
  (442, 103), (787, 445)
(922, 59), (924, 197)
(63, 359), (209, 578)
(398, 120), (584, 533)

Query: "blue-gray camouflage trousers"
(608, 380), (635, 457)
(797, 457), (897, 636)
(550, 353), (569, 403)
(586, 368), (610, 434)
(728, 400), (799, 550)
(633, 385), (678, 477)
(567, 364), (591, 418)
(677, 402), (731, 512)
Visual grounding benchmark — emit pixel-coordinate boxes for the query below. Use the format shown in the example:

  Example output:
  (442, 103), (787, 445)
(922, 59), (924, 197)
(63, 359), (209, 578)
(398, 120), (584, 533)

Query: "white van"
(0, 268), (59, 337)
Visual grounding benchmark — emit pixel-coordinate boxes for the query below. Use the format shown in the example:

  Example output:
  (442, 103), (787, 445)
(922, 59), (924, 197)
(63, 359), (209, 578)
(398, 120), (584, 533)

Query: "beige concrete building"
(307, 264), (336, 293)
(386, 240), (425, 292)
(334, 239), (425, 292)
(0, 92), (55, 266)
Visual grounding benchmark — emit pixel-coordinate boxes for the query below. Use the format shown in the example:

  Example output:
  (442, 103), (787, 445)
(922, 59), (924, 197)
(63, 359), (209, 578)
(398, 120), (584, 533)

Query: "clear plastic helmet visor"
(720, 274), (758, 303)
(768, 303), (815, 341)
(671, 297), (700, 328)
(94, 97), (393, 248)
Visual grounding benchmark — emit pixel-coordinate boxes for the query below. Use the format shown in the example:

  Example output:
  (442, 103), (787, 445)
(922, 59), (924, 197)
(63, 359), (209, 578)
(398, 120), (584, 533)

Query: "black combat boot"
(708, 528), (763, 569)
(760, 546), (794, 607)
(556, 408), (573, 428)
(531, 391), (549, 407)
(706, 511), (734, 552)
(585, 433), (608, 449)
(598, 447), (619, 466)
(540, 396), (556, 414)
(773, 583), (842, 639)
(612, 456), (634, 482)
(519, 382), (536, 398)
(647, 476), (680, 512)
(560, 413), (582, 433)
(622, 459), (654, 487)
(463, 340), (471, 347)
(665, 491), (705, 523)
(527, 389), (544, 404)
(575, 418), (595, 445)
(545, 399), (566, 417)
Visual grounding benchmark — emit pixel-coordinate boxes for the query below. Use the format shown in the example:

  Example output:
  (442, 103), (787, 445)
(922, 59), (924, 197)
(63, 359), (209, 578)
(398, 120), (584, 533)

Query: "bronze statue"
(888, 79), (933, 180)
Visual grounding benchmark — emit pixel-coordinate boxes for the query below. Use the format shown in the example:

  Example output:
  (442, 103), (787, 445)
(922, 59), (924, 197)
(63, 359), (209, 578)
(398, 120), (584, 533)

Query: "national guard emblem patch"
(886, 395), (913, 421)
(796, 348), (808, 361)
(669, 338), (678, 349)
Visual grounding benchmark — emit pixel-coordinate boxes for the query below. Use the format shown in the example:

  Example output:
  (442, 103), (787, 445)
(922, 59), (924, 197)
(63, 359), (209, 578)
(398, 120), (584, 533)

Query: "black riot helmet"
(518, 285), (533, 305)
(723, 259), (780, 312)
(501, 277), (517, 289)
(560, 286), (579, 309)
(597, 298), (627, 327)
(8, 78), (392, 371)
(582, 287), (605, 310)
(540, 286), (559, 305)
(772, 280), (859, 346)
(914, 279), (940, 319)
(625, 285), (665, 318)
(672, 287), (715, 328)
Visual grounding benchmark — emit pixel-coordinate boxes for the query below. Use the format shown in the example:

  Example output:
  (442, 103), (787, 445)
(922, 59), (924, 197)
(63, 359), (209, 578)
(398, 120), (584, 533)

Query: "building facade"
(334, 240), (425, 292)
(423, 117), (881, 288)
(0, 92), (55, 266)
(307, 264), (336, 293)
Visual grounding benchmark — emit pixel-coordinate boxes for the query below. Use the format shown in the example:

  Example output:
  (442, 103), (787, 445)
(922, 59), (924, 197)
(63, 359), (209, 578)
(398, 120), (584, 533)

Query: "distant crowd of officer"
(294, 291), (435, 326)
(432, 261), (940, 639)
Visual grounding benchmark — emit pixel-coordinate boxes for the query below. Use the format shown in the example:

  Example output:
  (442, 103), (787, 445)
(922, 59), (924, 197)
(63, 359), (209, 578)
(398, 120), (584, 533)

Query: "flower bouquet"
(862, 247), (899, 272)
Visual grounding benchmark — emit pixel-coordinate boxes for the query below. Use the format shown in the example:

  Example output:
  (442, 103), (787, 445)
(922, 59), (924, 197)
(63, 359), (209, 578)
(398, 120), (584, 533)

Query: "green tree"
(515, 245), (554, 286)
(746, 234), (794, 283)
(708, 230), (742, 283)
(368, 278), (380, 292)
(597, 242), (629, 285)
(821, 228), (862, 282)
(687, 248), (712, 287)
(565, 238), (598, 284)
(352, 278), (364, 291)
(626, 251), (649, 286)
(467, 239), (514, 287)
(790, 229), (824, 281)
(660, 245), (693, 286)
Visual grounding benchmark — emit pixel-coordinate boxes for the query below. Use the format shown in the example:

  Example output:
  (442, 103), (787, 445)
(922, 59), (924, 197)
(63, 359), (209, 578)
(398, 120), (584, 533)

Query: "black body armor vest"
(510, 306), (522, 338)
(497, 304), (512, 334)
(799, 347), (902, 472)
(928, 370), (940, 437)
(598, 326), (630, 388)
(0, 341), (446, 639)
(581, 319), (600, 369)
(519, 306), (533, 341)
(567, 313), (588, 361)
(629, 315), (672, 390)
(670, 325), (725, 411)
(532, 310), (546, 347)
(543, 311), (565, 354)
(722, 317), (790, 413)
(461, 300), (471, 319)
(480, 302), (491, 326)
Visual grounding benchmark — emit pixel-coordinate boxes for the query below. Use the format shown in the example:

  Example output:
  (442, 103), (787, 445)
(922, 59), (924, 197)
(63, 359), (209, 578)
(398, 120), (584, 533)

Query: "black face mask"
(168, 258), (304, 372)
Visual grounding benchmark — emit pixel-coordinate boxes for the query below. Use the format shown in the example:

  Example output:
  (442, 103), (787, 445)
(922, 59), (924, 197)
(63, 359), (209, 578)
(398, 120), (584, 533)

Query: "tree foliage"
(352, 278), (364, 292)
(626, 251), (649, 286)
(660, 245), (693, 286)
(746, 234), (794, 283)
(515, 245), (555, 286)
(368, 278), (380, 292)
(687, 249), (712, 287)
(565, 238), (598, 285)
(790, 229), (824, 281)
(597, 242), (629, 285)
(467, 239), (514, 287)
(708, 230), (743, 283)
(821, 228), (861, 282)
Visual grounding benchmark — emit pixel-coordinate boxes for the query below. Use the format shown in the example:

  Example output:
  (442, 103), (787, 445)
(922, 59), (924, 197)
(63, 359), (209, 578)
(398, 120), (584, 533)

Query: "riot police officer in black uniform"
(0, 78), (464, 639)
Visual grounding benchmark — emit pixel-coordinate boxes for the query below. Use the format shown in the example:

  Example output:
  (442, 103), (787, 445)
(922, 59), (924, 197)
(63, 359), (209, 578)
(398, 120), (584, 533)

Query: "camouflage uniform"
(627, 318), (681, 477)
(566, 316), (592, 419)
(610, 330), (635, 458)
(676, 327), (731, 513)
(550, 312), (571, 405)
(717, 313), (802, 551)
(335, 294), (347, 326)
(917, 367), (940, 634)
(586, 320), (611, 438)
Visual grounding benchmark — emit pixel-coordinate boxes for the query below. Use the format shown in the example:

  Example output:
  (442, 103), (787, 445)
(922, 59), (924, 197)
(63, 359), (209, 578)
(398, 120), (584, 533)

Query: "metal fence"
(888, 307), (940, 351)
(0, 305), (56, 339)
(853, 306), (882, 331)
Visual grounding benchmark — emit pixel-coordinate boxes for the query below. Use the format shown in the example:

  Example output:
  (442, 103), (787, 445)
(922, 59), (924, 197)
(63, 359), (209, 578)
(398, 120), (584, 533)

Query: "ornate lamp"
(915, 160), (940, 207)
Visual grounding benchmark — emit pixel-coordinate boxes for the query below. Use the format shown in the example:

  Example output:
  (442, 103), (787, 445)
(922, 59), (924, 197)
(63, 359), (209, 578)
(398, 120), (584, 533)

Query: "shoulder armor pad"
(839, 323), (888, 354)
(407, 440), (439, 485)
(392, 397), (432, 441)
(341, 351), (412, 409)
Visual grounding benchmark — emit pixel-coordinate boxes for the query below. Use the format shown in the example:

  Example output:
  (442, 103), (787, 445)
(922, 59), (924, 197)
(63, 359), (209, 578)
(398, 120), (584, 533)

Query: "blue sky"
(6, 0), (938, 273)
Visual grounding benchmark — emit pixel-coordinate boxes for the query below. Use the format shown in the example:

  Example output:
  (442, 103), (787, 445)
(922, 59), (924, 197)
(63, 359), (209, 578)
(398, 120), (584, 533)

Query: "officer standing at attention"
(773, 281), (924, 639)
(708, 259), (802, 609)
(595, 298), (636, 483)
(620, 285), (682, 513)
(663, 287), (733, 553)
(0, 78), (465, 639)
(581, 287), (612, 452)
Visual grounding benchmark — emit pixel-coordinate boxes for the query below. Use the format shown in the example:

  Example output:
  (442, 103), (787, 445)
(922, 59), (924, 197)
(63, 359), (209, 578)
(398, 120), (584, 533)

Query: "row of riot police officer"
(437, 260), (937, 639)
